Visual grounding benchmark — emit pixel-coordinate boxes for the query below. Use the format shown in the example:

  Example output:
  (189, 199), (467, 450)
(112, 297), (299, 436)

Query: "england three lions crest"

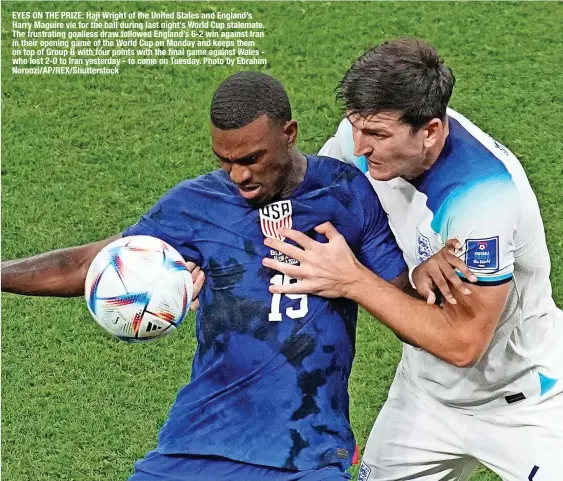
(416, 231), (433, 263)
(259, 200), (292, 241)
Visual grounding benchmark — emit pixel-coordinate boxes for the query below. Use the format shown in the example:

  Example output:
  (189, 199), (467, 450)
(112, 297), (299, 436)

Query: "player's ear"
(283, 120), (298, 147)
(423, 118), (443, 149)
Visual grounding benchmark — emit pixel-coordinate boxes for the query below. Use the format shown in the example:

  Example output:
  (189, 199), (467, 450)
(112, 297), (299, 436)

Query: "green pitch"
(2, 2), (562, 480)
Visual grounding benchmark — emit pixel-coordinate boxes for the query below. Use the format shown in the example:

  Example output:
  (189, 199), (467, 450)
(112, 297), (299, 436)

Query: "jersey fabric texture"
(123, 155), (406, 472)
(319, 109), (563, 411)
(129, 451), (352, 481)
(357, 369), (563, 481)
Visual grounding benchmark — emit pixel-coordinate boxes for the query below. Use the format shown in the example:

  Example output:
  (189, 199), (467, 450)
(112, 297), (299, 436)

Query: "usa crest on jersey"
(259, 200), (292, 241)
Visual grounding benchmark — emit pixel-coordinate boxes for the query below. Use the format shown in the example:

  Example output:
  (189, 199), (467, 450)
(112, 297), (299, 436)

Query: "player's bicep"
(83, 234), (122, 267)
(444, 280), (510, 364)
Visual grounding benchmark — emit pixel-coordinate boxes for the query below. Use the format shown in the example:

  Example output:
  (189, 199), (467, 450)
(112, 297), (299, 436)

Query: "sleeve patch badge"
(358, 461), (372, 481)
(465, 237), (499, 271)
(416, 231), (433, 263)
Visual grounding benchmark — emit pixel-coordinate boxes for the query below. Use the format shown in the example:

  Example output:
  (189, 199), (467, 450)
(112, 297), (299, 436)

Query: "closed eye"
(233, 156), (258, 166)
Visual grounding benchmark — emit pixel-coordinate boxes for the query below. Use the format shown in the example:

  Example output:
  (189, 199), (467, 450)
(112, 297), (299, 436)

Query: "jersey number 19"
(269, 274), (308, 321)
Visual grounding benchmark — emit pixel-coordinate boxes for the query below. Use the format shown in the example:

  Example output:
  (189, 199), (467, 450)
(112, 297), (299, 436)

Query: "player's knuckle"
(430, 265), (442, 276)
(437, 278), (449, 289)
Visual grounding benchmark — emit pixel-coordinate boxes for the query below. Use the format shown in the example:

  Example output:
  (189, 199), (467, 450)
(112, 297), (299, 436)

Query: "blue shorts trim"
(129, 450), (351, 481)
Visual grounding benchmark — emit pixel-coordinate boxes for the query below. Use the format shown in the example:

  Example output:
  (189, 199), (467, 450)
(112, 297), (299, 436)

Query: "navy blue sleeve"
(351, 172), (407, 281)
(122, 182), (203, 264)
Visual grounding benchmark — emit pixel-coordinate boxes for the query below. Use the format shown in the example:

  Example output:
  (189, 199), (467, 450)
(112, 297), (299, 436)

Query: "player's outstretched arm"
(262, 223), (508, 368)
(1, 235), (121, 297)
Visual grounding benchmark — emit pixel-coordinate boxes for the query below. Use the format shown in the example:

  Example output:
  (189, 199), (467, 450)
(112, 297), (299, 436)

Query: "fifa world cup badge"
(465, 236), (499, 271)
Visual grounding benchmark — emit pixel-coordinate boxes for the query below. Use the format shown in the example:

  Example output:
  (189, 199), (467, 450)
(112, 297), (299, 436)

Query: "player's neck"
(280, 150), (307, 198)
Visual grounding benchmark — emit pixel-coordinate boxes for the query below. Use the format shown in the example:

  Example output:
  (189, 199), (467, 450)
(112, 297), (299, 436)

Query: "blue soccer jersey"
(123, 155), (406, 471)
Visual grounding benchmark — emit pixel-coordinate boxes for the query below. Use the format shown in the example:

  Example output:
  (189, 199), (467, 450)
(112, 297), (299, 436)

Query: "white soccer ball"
(84, 235), (193, 342)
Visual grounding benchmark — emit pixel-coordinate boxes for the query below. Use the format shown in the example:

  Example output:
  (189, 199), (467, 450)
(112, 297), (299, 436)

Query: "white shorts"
(358, 370), (563, 481)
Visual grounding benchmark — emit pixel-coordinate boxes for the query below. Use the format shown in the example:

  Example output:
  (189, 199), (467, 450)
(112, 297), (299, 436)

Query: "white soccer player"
(262, 38), (563, 481)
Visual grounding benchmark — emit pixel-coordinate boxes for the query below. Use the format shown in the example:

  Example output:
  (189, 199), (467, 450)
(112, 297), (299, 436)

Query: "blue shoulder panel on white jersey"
(412, 117), (514, 235)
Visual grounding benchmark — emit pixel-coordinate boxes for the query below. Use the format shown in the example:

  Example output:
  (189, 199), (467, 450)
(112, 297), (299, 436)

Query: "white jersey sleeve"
(437, 178), (519, 285)
(318, 119), (369, 173)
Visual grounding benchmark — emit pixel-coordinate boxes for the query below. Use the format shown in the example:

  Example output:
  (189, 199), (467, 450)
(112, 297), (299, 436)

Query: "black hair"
(210, 71), (292, 130)
(337, 38), (455, 131)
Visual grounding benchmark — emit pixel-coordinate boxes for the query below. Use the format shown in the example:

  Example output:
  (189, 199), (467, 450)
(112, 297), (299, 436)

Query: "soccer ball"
(85, 235), (193, 342)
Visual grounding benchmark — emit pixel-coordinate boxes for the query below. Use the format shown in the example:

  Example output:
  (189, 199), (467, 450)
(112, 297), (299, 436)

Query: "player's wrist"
(342, 260), (371, 301)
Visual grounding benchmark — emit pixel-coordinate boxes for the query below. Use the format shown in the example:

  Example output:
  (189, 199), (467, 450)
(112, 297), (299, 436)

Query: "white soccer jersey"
(320, 109), (563, 410)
